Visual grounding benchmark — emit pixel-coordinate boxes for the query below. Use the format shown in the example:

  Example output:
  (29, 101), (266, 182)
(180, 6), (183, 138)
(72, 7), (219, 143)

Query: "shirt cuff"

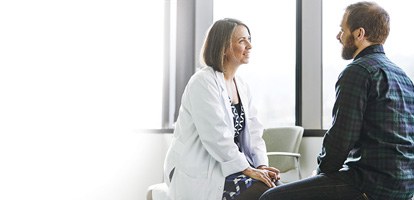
(252, 152), (269, 168)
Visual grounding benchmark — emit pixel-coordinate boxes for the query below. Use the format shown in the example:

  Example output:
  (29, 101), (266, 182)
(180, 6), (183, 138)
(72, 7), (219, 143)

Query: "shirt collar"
(354, 44), (385, 60)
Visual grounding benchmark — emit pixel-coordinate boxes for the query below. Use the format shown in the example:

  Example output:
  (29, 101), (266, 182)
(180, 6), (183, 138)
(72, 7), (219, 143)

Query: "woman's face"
(225, 25), (252, 66)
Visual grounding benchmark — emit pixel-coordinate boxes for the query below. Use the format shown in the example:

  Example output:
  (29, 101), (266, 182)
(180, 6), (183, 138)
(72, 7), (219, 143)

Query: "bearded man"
(260, 2), (414, 200)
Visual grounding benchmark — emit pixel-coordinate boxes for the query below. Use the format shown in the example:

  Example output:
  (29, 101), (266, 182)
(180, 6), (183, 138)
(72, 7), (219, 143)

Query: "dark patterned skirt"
(222, 172), (260, 200)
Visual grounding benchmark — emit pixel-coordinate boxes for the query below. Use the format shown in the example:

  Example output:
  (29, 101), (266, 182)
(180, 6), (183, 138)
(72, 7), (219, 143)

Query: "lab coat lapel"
(215, 71), (233, 122)
(233, 76), (254, 165)
(234, 76), (249, 118)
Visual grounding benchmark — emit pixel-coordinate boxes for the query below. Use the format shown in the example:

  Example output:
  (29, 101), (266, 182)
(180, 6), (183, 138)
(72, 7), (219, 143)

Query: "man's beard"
(341, 35), (358, 60)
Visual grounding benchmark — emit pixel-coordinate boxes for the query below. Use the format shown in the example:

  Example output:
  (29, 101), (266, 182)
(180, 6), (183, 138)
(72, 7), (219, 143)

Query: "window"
(214, 0), (296, 128)
(137, 1), (165, 129)
(322, 0), (414, 129)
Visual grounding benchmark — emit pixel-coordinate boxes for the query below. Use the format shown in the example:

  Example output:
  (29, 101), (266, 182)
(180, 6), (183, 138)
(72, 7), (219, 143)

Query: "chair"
(262, 126), (304, 182)
(146, 182), (168, 200)
(147, 126), (304, 199)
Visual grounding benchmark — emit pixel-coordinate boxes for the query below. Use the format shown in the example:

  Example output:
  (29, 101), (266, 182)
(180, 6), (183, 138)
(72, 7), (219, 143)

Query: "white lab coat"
(163, 67), (268, 200)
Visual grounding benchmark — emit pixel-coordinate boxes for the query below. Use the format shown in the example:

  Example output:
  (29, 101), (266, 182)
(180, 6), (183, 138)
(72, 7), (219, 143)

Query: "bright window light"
(214, 0), (296, 128)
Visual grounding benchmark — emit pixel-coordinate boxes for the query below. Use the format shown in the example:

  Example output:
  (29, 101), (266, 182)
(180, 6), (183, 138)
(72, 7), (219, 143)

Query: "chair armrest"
(266, 152), (301, 158)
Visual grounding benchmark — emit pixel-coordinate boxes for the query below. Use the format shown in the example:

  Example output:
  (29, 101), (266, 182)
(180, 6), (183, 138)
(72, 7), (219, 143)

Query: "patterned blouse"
(222, 97), (259, 200)
(230, 97), (245, 152)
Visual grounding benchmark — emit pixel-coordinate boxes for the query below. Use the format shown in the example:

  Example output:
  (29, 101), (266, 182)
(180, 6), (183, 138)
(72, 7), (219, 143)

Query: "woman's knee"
(234, 182), (270, 200)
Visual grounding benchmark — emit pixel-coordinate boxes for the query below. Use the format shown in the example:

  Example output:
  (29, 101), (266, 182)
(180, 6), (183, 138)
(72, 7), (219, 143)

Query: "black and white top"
(230, 96), (245, 152)
(223, 97), (259, 200)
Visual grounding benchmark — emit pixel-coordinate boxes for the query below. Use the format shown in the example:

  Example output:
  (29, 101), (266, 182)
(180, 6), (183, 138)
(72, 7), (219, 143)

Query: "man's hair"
(346, 1), (390, 44)
(201, 18), (250, 72)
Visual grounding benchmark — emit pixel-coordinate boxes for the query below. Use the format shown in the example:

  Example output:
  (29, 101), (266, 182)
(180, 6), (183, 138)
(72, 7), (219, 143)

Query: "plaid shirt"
(317, 44), (414, 199)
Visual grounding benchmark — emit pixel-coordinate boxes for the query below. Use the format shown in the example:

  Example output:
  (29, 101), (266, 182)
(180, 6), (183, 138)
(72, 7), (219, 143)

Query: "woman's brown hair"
(200, 18), (250, 72)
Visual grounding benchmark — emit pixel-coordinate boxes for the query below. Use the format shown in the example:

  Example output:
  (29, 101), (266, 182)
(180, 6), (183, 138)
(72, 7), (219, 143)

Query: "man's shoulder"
(349, 53), (389, 73)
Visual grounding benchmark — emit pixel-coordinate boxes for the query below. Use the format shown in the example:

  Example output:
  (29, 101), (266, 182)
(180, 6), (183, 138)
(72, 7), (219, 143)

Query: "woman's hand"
(242, 166), (279, 188)
(257, 165), (281, 181)
(309, 170), (318, 178)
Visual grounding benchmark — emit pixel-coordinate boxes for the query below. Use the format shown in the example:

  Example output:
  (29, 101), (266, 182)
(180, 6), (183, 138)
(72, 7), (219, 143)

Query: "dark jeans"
(260, 174), (370, 200)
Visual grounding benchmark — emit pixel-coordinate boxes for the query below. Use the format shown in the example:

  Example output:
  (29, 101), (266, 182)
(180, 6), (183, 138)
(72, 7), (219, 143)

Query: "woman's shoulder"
(195, 66), (215, 77)
(189, 67), (217, 82)
(186, 67), (219, 88)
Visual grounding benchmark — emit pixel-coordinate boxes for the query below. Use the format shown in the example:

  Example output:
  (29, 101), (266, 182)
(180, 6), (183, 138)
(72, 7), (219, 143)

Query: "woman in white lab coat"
(164, 18), (280, 200)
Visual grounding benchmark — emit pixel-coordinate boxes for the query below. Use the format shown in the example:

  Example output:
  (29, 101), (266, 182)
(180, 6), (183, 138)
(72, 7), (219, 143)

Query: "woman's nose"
(246, 40), (252, 49)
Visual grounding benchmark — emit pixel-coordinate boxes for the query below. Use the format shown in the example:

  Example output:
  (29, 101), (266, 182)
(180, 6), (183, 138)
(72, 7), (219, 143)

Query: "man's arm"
(317, 64), (371, 174)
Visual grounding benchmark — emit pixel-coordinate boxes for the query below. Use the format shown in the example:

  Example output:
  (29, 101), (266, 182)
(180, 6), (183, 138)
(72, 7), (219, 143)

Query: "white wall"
(298, 137), (323, 178)
(1, 130), (173, 200)
(141, 133), (173, 199)
(0, 1), (167, 199)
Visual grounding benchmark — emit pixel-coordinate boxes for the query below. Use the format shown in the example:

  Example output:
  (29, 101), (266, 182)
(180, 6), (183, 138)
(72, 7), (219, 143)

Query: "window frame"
(142, 0), (326, 137)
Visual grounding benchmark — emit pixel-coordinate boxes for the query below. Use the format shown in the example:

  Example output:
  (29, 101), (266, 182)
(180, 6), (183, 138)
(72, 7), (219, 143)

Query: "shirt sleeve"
(317, 64), (371, 174)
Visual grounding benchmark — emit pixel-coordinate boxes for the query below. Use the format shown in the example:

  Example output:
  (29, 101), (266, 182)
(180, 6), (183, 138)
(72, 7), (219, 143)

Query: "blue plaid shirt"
(317, 44), (414, 199)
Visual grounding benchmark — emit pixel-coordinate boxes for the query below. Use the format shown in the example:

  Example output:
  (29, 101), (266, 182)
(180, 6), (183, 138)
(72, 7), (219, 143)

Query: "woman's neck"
(223, 64), (239, 81)
(223, 64), (240, 104)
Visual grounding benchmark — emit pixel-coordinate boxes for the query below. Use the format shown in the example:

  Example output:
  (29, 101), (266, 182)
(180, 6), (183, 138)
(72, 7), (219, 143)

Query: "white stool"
(146, 183), (168, 200)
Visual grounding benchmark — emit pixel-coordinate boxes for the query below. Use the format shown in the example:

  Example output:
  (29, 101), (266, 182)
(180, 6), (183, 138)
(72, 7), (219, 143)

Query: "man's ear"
(354, 27), (366, 41)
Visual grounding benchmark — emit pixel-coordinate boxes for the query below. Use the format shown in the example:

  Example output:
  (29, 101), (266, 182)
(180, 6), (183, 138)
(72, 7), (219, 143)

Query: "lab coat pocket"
(169, 169), (208, 199)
